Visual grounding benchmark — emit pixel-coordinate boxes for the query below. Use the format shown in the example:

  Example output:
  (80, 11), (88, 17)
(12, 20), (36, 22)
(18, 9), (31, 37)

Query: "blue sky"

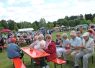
(0, 0), (95, 22)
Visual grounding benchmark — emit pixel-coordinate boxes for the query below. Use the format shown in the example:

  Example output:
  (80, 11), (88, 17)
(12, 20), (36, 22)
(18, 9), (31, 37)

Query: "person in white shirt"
(29, 34), (49, 68)
(74, 32), (94, 68)
(29, 35), (39, 48)
(29, 34), (46, 50)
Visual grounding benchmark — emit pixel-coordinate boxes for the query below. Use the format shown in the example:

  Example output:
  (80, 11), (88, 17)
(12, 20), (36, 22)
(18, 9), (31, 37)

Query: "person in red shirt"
(44, 34), (56, 61)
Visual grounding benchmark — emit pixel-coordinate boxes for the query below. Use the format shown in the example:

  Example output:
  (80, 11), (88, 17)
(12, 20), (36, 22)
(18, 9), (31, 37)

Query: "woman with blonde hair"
(44, 34), (56, 61)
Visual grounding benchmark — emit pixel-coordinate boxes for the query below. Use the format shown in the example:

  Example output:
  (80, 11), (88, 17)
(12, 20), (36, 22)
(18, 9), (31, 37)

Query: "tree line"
(0, 13), (95, 31)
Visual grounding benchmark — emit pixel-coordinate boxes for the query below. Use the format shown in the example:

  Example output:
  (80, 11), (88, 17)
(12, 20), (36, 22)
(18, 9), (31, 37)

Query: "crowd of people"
(56, 30), (94, 68)
(0, 25), (95, 68)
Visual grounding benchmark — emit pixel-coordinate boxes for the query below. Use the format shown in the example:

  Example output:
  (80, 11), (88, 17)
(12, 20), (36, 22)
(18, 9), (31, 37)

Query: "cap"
(82, 32), (89, 37)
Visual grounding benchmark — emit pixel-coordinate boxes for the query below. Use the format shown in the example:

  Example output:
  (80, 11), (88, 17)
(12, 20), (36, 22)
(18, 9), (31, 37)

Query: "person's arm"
(86, 40), (94, 52)
(29, 41), (36, 48)
(45, 42), (56, 54)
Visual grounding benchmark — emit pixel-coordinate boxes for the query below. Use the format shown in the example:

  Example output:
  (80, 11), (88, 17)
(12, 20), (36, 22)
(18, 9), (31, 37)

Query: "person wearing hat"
(88, 29), (95, 42)
(7, 38), (23, 59)
(74, 32), (94, 68)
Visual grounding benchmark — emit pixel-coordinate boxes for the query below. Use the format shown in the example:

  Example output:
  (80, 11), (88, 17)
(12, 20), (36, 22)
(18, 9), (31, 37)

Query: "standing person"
(44, 34), (56, 61)
(74, 32), (94, 68)
(7, 38), (24, 59)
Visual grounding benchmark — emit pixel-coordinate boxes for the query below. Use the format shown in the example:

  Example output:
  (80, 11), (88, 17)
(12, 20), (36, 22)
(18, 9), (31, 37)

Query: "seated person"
(29, 35), (39, 48)
(29, 34), (46, 50)
(44, 34), (56, 62)
(56, 33), (70, 60)
(7, 38), (23, 59)
(70, 31), (82, 56)
(29, 34), (48, 68)
(74, 32), (94, 68)
(55, 33), (62, 47)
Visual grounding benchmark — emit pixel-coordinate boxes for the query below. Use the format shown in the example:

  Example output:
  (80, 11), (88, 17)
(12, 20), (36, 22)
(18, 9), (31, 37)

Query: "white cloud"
(31, 0), (44, 5)
(0, 2), (6, 16)
(7, 0), (16, 5)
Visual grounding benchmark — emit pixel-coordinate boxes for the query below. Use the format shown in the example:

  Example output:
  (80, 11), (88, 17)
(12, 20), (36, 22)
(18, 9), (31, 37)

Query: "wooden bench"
(51, 58), (66, 68)
(12, 58), (26, 68)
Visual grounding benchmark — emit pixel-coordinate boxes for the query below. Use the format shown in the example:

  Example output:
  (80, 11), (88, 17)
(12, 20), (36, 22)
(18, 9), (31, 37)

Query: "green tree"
(39, 18), (46, 28)
(46, 22), (54, 29)
(32, 21), (39, 30)
(0, 20), (8, 28)
(17, 23), (22, 29)
(85, 14), (93, 21)
(57, 19), (64, 26)
(80, 19), (88, 25)
(19, 21), (32, 28)
(93, 17), (95, 24)
(53, 21), (57, 27)
(7, 20), (18, 31)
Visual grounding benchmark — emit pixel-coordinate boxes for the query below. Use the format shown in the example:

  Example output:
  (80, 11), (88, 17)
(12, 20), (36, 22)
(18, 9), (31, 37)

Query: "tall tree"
(53, 21), (57, 27)
(39, 18), (46, 28)
(19, 21), (32, 28)
(7, 20), (18, 31)
(79, 14), (83, 20)
(85, 14), (93, 21)
(46, 22), (54, 29)
(32, 21), (39, 30)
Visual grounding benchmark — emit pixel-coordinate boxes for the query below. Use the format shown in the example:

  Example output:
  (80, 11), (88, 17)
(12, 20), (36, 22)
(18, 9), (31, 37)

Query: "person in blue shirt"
(70, 31), (83, 68)
(56, 33), (70, 61)
(70, 31), (82, 56)
(7, 38), (23, 59)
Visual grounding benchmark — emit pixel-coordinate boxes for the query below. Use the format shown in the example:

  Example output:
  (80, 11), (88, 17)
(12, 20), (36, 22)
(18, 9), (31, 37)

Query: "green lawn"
(0, 32), (95, 68)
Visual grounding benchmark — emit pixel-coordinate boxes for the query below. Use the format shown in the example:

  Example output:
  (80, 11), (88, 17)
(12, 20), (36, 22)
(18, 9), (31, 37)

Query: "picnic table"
(21, 47), (50, 68)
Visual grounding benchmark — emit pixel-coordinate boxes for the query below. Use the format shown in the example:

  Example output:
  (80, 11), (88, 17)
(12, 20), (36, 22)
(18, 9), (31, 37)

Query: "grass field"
(0, 32), (95, 68)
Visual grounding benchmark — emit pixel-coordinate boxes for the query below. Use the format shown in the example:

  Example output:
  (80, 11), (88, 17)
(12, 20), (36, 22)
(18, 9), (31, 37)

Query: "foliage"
(85, 14), (93, 21)
(0, 20), (8, 28)
(7, 20), (18, 31)
(39, 18), (46, 28)
(46, 22), (54, 29)
(0, 13), (95, 31)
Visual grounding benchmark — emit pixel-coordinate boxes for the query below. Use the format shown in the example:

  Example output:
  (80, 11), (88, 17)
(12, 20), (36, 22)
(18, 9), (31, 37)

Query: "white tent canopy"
(18, 28), (34, 32)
